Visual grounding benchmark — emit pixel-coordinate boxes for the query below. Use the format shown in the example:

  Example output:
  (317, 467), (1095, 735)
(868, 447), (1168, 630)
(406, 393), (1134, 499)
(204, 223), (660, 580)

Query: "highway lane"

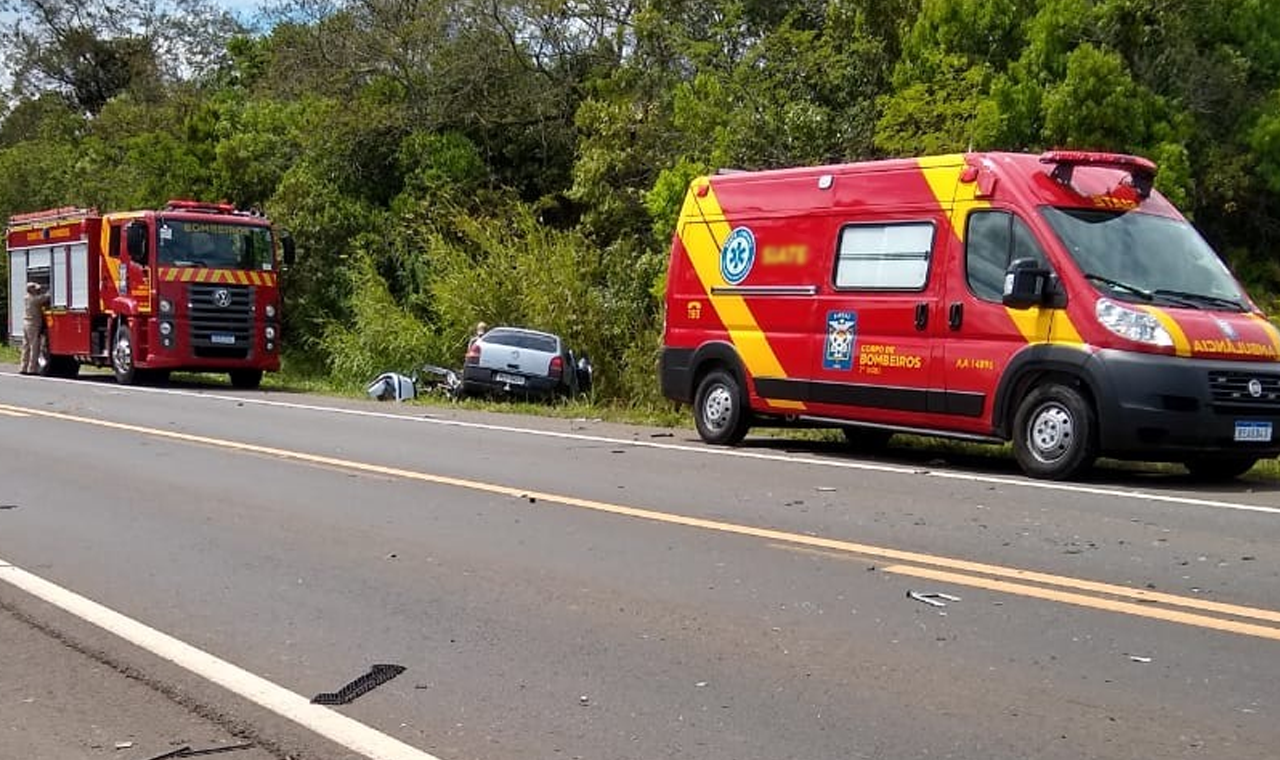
(1, 371), (1277, 760)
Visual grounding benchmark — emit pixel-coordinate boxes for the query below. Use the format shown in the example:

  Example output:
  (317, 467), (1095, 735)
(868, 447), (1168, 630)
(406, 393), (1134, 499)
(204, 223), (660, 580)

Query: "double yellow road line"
(4, 401), (1278, 642)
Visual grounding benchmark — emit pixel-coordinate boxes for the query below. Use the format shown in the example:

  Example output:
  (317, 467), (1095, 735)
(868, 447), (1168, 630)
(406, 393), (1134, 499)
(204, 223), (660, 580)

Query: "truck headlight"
(264, 325), (277, 340)
(1095, 298), (1173, 347)
(159, 321), (173, 336)
(265, 304), (276, 318)
(159, 298), (173, 314)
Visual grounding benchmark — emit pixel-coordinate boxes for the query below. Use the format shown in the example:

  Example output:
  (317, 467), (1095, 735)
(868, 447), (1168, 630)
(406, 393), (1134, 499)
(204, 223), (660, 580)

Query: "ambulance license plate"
(1234, 421), (1273, 443)
(494, 372), (525, 386)
(211, 333), (236, 345)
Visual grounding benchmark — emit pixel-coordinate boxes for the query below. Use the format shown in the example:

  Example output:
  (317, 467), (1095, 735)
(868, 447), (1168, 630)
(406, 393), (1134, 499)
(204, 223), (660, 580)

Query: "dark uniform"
(20, 282), (51, 374)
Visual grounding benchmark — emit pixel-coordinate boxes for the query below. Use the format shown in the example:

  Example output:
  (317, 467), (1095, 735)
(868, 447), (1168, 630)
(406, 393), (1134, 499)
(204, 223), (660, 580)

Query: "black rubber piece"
(311, 663), (406, 705)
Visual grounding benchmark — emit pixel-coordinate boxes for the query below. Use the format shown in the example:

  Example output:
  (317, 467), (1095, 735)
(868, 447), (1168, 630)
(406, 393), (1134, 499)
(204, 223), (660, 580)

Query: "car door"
(941, 206), (1058, 433)
(805, 215), (948, 426)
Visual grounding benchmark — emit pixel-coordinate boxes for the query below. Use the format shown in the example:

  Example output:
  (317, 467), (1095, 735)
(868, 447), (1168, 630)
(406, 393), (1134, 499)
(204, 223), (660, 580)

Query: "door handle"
(914, 302), (928, 331)
(949, 302), (963, 330)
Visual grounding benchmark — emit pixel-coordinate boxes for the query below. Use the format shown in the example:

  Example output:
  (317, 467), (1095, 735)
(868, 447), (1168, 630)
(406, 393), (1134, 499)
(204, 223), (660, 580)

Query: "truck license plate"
(494, 372), (525, 386)
(211, 333), (236, 345)
(1234, 421), (1273, 443)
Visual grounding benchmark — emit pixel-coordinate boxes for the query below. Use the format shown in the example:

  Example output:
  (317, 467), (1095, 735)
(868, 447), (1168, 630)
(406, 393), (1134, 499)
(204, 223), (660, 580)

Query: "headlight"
(265, 304), (276, 318)
(159, 298), (173, 314)
(159, 321), (173, 336)
(1095, 298), (1173, 347)
(265, 325), (277, 340)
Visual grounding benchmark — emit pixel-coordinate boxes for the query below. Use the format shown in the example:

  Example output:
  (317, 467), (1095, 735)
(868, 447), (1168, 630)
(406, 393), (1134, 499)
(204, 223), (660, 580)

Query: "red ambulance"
(660, 151), (1280, 480)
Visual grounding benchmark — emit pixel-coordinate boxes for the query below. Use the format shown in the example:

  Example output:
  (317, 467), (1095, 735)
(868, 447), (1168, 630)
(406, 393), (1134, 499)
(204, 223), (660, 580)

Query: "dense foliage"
(2, 0), (1278, 403)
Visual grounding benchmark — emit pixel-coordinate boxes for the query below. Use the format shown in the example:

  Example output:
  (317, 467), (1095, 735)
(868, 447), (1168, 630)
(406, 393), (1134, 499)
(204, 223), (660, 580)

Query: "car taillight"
(549, 355), (563, 380)
(465, 343), (481, 365)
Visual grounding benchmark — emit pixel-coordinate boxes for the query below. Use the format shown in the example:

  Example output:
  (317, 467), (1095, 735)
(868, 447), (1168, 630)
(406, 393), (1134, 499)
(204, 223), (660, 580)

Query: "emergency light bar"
(1040, 150), (1158, 199)
(164, 199), (239, 214)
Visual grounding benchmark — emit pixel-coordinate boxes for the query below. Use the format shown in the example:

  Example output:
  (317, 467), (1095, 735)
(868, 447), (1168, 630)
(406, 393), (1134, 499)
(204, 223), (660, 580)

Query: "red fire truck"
(661, 151), (1280, 480)
(6, 200), (294, 388)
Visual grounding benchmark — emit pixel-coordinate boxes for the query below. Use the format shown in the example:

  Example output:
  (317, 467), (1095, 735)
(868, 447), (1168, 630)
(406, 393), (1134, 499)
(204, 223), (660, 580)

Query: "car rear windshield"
(484, 330), (558, 352)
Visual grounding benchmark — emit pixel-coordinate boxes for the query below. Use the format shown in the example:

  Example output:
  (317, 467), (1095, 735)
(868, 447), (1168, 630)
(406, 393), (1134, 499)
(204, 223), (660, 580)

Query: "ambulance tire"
(1182, 456), (1258, 482)
(694, 368), (750, 446)
(112, 323), (138, 385)
(1012, 382), (1097, 480)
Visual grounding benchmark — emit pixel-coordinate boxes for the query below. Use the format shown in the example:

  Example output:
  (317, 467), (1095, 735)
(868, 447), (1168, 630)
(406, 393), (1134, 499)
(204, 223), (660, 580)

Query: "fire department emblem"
(212, 288), (232, 308)
(720, 227), (756, 285)
(824, 310), (858, 370)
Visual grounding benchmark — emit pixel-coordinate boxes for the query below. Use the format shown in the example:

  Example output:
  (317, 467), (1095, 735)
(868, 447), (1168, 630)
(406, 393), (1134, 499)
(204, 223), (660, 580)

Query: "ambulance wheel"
(1012, 383), (1097, 480)
(695, 368), (750, 445)
(1183, 456), (1258, 482)
(230, 369), (263, 390)
(112, 323), (138, 385)
(841, 426), (893, 453)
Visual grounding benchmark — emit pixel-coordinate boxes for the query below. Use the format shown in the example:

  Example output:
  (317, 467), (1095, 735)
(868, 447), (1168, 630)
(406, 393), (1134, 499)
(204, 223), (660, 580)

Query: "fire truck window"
(966, 211), (1047, 301)
(834, 222), (934, 290)
(108, 225), (121, 258)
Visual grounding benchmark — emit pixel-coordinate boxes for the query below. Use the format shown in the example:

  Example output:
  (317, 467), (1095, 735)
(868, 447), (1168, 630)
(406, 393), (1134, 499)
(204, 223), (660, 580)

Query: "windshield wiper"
(1084, 273), (1152, 301)
(1152, 289), (1246, 312)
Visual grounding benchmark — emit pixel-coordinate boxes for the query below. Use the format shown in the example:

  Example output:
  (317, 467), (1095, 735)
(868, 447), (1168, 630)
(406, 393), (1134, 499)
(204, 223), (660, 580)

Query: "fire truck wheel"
(112, 323), (138, 385)
(694, 368), (750, 445)
(1012, 382), (1097, 480)
(1182, 455), (1259, 481)
(230, 369), (263, 390)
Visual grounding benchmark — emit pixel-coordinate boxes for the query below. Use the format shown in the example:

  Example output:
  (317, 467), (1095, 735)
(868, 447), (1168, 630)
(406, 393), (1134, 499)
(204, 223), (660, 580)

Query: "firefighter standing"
(20, 282), (50, 375)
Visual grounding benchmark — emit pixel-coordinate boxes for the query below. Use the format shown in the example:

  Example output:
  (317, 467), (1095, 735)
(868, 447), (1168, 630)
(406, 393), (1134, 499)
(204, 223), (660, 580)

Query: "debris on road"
(311, 663), (406, 705)
(146, 743), (255, 759)
(1127, 655), (1153, 664)
(115, 741), (134, 750)
(907, 591), (961, 608)
(815, 487), (837, 492)
(0, 504), (18, 510)
(579, 694), (590, 706)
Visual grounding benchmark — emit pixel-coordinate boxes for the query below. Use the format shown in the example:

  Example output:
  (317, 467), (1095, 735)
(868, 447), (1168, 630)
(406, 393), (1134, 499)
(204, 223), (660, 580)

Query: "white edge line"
(0, 556), (441, 760)
(11, 372), (1280, 516)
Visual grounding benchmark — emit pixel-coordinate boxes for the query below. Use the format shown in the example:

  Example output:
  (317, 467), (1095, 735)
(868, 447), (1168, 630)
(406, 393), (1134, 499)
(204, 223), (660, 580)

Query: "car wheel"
(230, 369), (263, 389)
(112, 322), (137, 385)
(1012, 382), (1097, 480)
(694, 368), (750, 445)
(841, 426), (893, 454)
(1183, 456), (1258, 482)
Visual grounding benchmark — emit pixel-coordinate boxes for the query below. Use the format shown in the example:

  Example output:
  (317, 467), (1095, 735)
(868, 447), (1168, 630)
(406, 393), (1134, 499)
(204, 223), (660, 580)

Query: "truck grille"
(1208, 371), (1280, 412)
(188, 283), (254, 359)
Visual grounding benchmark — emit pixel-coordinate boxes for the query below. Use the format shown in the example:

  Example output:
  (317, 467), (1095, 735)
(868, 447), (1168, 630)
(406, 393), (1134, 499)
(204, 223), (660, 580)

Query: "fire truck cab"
(660, 151), (1280, 480)
(7, 200), (294, 388)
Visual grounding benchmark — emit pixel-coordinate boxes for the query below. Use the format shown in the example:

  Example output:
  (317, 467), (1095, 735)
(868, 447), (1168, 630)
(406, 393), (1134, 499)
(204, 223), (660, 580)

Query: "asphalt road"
(1, 369), (1277, 760)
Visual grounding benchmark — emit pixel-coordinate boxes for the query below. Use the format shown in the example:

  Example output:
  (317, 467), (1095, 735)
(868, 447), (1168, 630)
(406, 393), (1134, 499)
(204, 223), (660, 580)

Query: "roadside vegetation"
(2, 1), (1278, 479)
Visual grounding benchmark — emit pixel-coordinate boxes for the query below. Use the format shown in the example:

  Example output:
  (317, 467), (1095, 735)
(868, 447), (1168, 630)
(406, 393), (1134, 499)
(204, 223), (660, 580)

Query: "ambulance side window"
(966, 211), (1048, 301)
(833, 222), (934, 291)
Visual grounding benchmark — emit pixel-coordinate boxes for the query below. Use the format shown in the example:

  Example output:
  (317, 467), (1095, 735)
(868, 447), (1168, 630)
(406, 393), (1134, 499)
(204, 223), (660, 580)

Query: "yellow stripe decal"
(1142, 307), (1192, 357)
(1249, 314), (1280, 357)
(678, 182), (804, 412)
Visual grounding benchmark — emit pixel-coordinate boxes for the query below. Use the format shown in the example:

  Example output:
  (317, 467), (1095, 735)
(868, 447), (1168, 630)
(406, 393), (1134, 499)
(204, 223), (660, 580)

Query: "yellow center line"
(884, 564), (1280, 642)
(4, 401), (1279, 640)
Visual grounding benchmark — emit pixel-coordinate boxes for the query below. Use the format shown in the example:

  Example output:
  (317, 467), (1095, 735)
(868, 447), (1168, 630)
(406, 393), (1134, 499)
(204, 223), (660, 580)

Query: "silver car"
(462, 327), (591, 399)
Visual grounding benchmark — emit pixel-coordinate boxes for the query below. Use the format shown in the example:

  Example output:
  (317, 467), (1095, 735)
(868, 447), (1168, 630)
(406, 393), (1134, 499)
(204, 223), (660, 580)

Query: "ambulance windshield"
(1042, 207), (1246, 310)
(157, 219), (274, 271)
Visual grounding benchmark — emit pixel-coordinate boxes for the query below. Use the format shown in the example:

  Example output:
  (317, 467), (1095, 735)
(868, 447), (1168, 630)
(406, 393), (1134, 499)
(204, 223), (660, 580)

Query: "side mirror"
(125, 222), (149, 266)
(1002, 258), (1050, 309)
(280, 232), (296, 267)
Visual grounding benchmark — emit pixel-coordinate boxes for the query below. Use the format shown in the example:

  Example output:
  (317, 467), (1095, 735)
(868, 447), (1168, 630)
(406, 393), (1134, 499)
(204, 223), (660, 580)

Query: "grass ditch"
(4, 346), (1277, 482)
